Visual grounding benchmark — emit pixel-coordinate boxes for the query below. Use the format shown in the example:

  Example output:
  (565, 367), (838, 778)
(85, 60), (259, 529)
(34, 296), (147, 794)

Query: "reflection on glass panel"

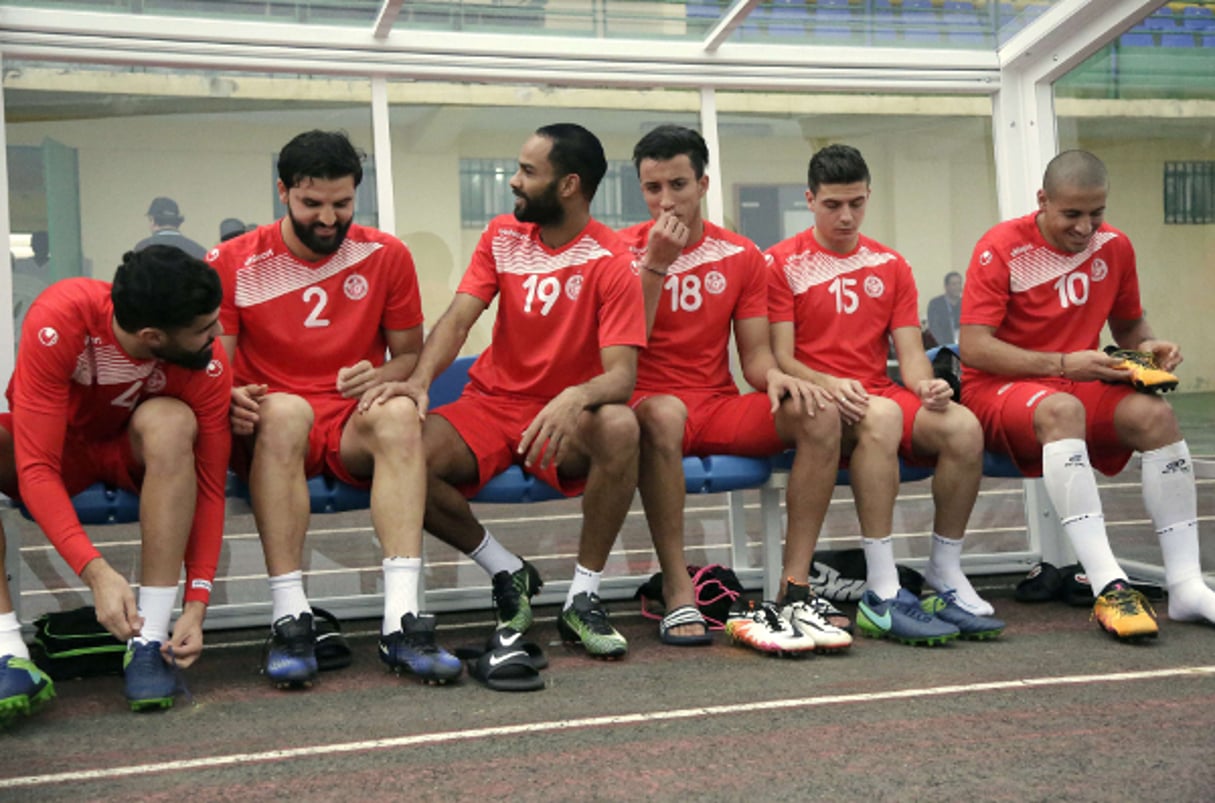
(4, 60), (372, 285)
(385, 95), (698, 341)
(1, 0), (380, 26)
(1056, 5), (1215, 102)
(715, 92), (997, 324)
(1057, 59), (1215, 392)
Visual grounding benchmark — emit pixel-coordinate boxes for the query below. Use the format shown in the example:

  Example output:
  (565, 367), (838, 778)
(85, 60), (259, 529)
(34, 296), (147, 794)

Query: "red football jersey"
(458, 214), (646, 401)
(961, 212), (1142, 384)
(210, 221), (423, 400)
(7, 279), (232, 605)
(766, 230), (920, 388)
(620, 220), (767, 395)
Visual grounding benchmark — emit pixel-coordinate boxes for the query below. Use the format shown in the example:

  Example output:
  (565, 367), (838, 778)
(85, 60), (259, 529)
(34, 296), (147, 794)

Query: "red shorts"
(231, 395), (367, 489)
(630, 390), (784, 457)
(431, 391), (586, 499)
(0, 412), (143, 500)
(962, 376), (1135, 478)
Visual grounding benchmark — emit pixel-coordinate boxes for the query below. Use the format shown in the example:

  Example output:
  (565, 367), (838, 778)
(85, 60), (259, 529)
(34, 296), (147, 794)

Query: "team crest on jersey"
(565, 274), (584, 300)
(38, 327), (58, 347)
(206, 359), (224, 378)
(704, 271), (727, 295)
(207, 247), (220, 261)
(1091, 258), (1108, 282)
(145, 368), (167, 394)
(980, 250), (993, 266)
(343, 273), (369, 301)
(863, 275), (885, 298)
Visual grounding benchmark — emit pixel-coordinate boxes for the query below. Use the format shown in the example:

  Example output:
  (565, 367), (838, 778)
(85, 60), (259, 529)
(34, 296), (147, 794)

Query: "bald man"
(959, 149), (1215, 642)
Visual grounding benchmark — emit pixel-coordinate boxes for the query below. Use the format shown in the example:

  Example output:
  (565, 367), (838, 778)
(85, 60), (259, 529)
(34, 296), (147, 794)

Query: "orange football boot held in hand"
(1104, 346), (1179, 394)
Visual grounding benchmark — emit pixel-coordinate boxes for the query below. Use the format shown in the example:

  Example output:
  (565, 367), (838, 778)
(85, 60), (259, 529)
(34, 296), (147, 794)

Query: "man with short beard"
(209, 130), (460, 689)
(364, 123), (647, 659)
(0, 245), (231, 717)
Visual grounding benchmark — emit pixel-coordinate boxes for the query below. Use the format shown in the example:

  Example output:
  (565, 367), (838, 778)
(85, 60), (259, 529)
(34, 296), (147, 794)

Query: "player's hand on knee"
(230, 384), (266, 436)
(358, 379), (428, 418)
(916, 378), (952, 412)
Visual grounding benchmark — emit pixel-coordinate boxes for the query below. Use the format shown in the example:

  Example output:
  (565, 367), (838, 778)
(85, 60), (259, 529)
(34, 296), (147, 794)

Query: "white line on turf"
(2, 665), (1213, 790)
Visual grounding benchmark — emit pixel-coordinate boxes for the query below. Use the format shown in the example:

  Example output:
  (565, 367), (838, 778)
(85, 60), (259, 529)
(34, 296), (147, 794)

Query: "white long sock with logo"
(861, 536), (901, 600)
(0, 611), (29, 660)
(382, 556), (421, 635)
(1041, 439), (1125, 596)
(469, 530), (524, 577)
(924, 533), (994, 615)
(565, 563), (601, 610)
(1142, 441), (1215, 623)
(269, 570), (311, 624)
(134, 585), (177, 646)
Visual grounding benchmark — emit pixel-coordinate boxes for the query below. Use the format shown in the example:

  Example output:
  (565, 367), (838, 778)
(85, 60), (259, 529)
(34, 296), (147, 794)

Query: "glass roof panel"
(0, 0), (380, 26)
(0, 0), (1075, 50)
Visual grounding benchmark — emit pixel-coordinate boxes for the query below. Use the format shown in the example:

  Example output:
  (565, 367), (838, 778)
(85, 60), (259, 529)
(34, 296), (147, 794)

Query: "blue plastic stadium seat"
(1161, 32), (1196, 47)
(1119, 31), (1155, 47)
(21, 482), (143, 525)
(684, 455), (770, 493)
(982, 451), (1023, 479)
(1182, 5), (1214, 32)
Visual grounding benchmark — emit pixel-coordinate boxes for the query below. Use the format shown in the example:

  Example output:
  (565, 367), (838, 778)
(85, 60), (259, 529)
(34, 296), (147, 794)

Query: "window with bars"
(459, 158), (650, 229)
(1164, 161), (1214, 224)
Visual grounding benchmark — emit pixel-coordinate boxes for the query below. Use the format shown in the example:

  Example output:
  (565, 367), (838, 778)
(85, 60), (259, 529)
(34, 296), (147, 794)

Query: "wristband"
(641, 262), (668, 277)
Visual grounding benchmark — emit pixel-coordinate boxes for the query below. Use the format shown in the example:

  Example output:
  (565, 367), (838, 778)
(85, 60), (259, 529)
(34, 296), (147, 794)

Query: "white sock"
(924, 533), (994, 616)
(135, 585), (177, 645)
(0, 611), (29, 660)
(861, 536), (901, 600)
(268, 570), (312, 624)
(565, 563), (601, 609)
(382, 556), (422, 635)
(1142, 441), (1215, 623)
(1041, 439), (1125, 596)
(469, 530), (524, 577)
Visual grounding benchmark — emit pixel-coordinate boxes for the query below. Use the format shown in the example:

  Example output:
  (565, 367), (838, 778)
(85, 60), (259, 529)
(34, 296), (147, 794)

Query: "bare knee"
(635, 397), (686, 456)
(588, 404), (640, 468)
(779, 399), (841, 451)
(254, 393), (315, 458)
(131, 397), (198, 467)
(1116, 395), (1182, 450)
(352, 396), (423, 454)
(854, 396), (902, 453)
(1033, 393), (1086, 443)
(925, 404), (983, 464)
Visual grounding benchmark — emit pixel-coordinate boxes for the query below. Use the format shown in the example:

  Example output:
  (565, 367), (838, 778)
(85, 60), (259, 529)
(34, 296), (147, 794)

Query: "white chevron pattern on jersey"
(493, 230), (614, 275)
(668, 236), (746, 275)
(1009, 231), (1119, 293)
(780, 246), (896, 295)
(72, 343), (158, 386)
(233, 240), (384, 308)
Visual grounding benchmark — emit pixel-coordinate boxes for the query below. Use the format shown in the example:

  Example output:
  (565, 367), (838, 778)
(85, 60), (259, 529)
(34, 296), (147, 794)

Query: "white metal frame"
(0, 0), (1174, 623)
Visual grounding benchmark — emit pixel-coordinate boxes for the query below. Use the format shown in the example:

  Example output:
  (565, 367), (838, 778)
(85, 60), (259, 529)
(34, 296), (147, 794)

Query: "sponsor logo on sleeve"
(38, 327), (59, 347)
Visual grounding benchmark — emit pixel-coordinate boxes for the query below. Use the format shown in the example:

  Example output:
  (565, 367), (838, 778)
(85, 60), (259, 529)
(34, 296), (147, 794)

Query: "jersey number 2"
(303, 286), (331, 328)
